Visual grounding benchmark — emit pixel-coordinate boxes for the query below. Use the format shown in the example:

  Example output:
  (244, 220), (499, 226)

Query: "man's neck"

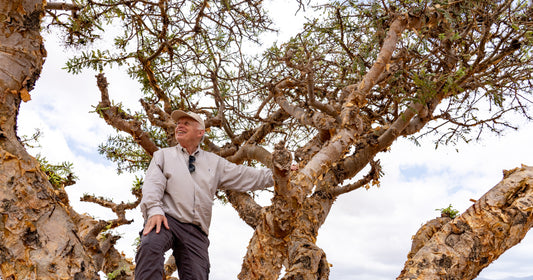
(185, 147), (197, 155)
(180, 142), (198, 155)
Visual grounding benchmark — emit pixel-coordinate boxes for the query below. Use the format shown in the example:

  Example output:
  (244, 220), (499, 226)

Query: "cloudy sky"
(17, 1), (533, 279)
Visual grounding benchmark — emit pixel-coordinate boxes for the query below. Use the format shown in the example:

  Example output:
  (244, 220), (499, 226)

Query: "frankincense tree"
(1, 0), (533, 279)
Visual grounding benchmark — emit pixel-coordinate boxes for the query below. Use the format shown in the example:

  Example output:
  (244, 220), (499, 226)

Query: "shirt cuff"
(145, 206), (165, 220)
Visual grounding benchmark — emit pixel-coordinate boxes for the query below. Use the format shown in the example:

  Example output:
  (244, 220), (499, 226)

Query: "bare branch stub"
(272, 141), (293, 196)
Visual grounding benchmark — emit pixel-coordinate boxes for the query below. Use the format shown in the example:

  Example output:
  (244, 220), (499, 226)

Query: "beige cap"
(171, 110), (205, 130)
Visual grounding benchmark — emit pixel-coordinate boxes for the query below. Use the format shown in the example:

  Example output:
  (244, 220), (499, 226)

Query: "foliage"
(436, 204), (460, 219)
(106, 265), (131, 280)
(36, 154), (78, 189)
(45, 0), (533, 166)
(19, 129), (42, 149)
(97, 133), (153, 174)
(131, 175), (143, 192)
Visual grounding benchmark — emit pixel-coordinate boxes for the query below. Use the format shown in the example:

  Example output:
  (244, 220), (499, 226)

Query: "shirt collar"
(176, 143), (201, 156)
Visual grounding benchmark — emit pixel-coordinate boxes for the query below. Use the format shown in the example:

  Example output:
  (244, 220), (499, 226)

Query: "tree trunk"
(280, 194), (333, 280)
(0, 1), (134, 279)
(398, 165), (533, 280)
(239, 184), (334, 280)
(239, 221), (286, 279)
(0, 0), (99, 278)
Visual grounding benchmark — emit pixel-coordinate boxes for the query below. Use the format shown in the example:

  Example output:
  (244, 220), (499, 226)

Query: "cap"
(171, 110), (205, 130)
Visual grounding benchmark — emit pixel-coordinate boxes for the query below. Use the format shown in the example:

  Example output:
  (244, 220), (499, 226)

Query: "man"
(135, 110), (273, 280)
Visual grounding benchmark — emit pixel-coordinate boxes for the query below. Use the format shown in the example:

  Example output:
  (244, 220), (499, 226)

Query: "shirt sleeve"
(217, 158), (274, 192)
(139, 150), (167, 220)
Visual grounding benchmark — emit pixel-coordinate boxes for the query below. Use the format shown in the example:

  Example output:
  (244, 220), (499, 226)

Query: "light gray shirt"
(139, 145), (273, 235)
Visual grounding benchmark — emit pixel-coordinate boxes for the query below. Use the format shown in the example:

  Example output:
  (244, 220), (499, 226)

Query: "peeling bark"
(0, 0), (99, 276)
(281, 193), (335, 280)
(238, 142), (337, 280)
(0, 0), (96, 278)
(238, 220), (287, 280)
(0, 1), (134, 278)
(238, 143), (297, 279)
(399, 165), (533, 280)
(282, 238), (329, 280)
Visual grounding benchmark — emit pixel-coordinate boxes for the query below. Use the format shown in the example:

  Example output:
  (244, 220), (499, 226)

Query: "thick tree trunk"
(398, 165), (533, 280)
(0, 0), (99, 278)
(0, 1), (134, 279)
(238, 218), (286, 279)
(280, 194), (333, 280)
(238, 180), (334, 280)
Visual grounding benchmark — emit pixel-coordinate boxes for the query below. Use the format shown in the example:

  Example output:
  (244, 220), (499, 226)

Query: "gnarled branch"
(95, 73), (159, 156)
(399, 165), (533, 280)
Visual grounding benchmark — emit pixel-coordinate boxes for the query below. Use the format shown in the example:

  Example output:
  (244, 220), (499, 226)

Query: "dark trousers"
(134, 215), (210, 280)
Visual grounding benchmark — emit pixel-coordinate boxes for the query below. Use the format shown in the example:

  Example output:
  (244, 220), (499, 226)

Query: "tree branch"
(223, 144), (272, 230)
(272, 141), (292, 196)
(45, 2), (80, 11)
(95, 73), (159, 156)
(274, 79), (337, 131)
(225, 144), (272, 167)
(137, 56), (173, 114)
(225, 190), (263, 229)
(294, 129), (331, 164)
(140, 98), (176, 146)
(398, 165), (533, 280)
(330, 159), (381, 196)
(339, 14), (408, 127)
(294, 14), (412, 197)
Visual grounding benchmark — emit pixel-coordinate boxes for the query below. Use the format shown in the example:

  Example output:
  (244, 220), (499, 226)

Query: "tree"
(1, 0), (533, 279)
(1, 0), (103, 278)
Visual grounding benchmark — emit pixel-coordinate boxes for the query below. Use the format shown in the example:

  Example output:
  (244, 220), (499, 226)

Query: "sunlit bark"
(399, 165), (533, 280)
(0, 1), (134, 279)
(0, 0), (98, 278)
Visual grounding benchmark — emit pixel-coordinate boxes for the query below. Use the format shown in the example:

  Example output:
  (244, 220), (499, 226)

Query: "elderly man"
(134, 110), (273, 280)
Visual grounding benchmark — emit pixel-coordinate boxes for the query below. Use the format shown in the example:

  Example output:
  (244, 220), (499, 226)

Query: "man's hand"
(143, 214), (169, 235)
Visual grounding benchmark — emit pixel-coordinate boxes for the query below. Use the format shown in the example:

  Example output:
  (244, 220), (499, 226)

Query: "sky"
(15, 1), (533, 279)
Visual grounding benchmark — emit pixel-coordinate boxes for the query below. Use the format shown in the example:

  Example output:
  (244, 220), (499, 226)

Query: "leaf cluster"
(36, 154), (78, 189)
(436, 204), (459, 219)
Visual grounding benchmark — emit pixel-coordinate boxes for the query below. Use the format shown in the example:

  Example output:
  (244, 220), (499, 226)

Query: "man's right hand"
(143, 214), (170, 235)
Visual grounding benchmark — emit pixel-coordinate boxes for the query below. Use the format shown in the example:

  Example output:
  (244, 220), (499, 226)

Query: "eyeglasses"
(188, 155), (196, 173)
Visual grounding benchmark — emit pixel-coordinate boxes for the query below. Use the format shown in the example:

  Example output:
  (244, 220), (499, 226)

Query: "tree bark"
(0, 0), (99, 278)
(238, 189), (335, 280)
(280, 194), (334, 280)
(238, 143), (336, 280)
(0, 1), (134, 279)
(398, 165), (533, 280)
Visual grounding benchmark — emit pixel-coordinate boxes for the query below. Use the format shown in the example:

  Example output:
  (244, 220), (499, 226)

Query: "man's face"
(175, 116), (205, 146)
